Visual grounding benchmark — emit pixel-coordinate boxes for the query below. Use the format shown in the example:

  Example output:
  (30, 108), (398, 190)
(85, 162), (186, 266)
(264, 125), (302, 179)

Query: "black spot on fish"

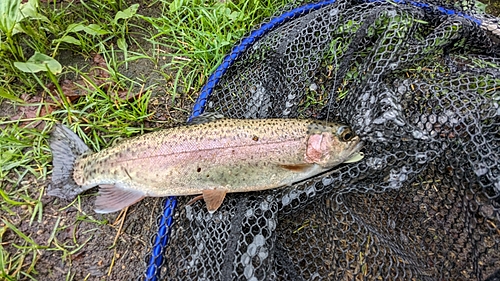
(197, 167), (201, 173)
(206, 174), (210, 178)
(124, 168), (133, 180)
(252, 135), (259, 141)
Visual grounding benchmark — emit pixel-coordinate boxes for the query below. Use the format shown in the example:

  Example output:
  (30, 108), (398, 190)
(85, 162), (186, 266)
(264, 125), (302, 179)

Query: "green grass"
(0, 0), (287, 279)
(141, 0), (285, 99)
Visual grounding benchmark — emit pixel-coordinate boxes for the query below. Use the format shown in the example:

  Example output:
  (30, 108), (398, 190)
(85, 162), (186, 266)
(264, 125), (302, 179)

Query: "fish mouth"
(352, 139), (364, 154)
(343, 138), (364, 163)
(346, 135), (363, 153)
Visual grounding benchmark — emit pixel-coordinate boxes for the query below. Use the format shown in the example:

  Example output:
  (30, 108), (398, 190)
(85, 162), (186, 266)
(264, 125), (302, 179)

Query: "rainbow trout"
(48, 115), (363, 213)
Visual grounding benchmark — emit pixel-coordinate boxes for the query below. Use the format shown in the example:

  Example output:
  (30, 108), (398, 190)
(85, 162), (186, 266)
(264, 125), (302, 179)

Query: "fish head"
(304, 124), (363, 168)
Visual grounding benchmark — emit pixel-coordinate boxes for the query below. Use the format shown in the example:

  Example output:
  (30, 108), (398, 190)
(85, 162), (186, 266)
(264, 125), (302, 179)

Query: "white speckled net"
(146, 0), (500, 280)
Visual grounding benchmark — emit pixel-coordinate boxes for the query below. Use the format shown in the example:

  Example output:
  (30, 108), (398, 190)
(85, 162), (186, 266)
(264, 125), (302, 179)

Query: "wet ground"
(9, 184), (164, 280)
(1, 3), (194, 279)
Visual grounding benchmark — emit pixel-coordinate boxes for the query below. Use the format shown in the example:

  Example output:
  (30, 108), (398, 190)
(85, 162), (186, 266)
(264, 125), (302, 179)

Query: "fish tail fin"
(48, 124), (91, 199)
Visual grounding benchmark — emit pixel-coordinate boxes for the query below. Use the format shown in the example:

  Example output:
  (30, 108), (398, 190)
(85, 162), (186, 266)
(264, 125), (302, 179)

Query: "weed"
(1, 219), (43, 280)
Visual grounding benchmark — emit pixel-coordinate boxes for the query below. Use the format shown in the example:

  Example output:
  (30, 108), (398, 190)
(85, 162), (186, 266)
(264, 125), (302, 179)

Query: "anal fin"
(202, 188), (228, 213)
(94, 184), (145, 213)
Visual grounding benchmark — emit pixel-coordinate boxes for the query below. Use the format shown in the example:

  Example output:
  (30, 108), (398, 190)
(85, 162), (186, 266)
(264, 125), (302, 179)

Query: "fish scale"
(49, 116), (363, 213)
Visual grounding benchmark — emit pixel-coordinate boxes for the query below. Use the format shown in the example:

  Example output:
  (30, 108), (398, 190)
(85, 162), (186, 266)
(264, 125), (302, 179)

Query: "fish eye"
(337, 126), (355, 141)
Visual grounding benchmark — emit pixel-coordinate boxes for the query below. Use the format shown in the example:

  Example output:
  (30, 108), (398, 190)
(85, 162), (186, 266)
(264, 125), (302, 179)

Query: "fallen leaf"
(59, 79), (85, 102)
(116, 89), (143, 101)
(8, 93), (56, 129)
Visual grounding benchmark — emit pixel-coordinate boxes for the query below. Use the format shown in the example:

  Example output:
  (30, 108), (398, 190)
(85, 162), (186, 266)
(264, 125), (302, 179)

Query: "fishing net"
(144, 0), (500, 280)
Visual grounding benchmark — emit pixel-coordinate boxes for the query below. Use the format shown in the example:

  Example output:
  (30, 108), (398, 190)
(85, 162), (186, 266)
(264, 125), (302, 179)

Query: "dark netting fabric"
(147, 0), (500, 280)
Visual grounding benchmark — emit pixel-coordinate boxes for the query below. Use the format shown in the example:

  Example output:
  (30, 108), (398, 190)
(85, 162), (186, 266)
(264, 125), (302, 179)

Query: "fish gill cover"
(145, 0), (500, 280)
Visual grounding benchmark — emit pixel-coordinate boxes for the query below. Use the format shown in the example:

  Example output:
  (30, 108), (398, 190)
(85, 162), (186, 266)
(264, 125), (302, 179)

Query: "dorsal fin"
(188, 112), (225, 125)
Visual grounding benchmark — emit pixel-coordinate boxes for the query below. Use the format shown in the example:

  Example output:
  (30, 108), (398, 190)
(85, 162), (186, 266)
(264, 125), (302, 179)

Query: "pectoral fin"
(278, 163), (314, 172)
(94, 184), (145, 213)
(202, 188), (228, 213)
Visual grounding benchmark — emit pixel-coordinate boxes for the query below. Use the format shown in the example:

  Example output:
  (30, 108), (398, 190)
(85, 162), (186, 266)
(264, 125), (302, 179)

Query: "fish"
(48, 114), (363, 213)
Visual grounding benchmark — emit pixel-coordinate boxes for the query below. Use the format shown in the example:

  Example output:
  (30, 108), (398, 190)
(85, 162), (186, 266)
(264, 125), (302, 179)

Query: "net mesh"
(146, 0), (500, 279)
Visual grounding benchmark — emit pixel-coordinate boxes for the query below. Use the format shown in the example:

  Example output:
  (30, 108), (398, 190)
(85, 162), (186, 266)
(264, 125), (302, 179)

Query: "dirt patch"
(33, 195), (164, 280)
(3, 176), (165, 280)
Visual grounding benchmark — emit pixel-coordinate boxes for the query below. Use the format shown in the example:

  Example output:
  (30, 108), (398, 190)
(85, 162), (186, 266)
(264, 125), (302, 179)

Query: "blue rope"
(145, 0), (486, 279)
(145, 197), (177, 281)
